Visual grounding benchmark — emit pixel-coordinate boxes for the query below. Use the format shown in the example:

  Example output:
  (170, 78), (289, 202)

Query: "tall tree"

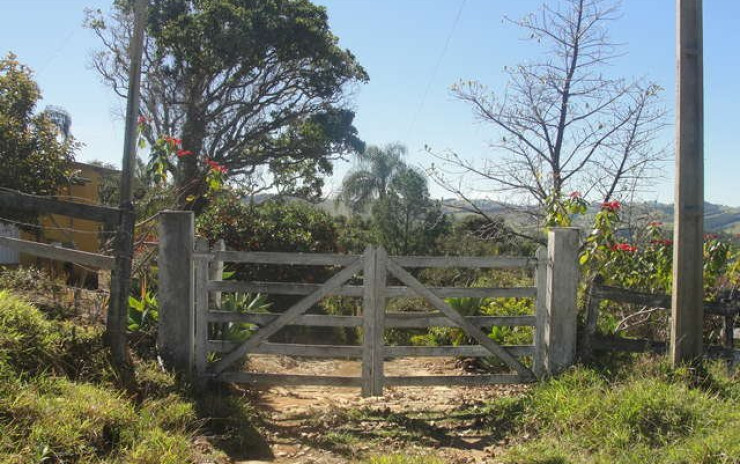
(339, 143), (408, 213)
(0, 54), (77, 201)
(340, 143), (448, 255)
(432, 0), (666, 221)
(87, 0), (368, 205)
(371, 167), (448, 255)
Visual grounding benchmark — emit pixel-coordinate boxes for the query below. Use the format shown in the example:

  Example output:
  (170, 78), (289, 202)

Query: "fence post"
(158, 211), (195, 376)
(542, 228), (580, 375)
(533, 246), (548, 378)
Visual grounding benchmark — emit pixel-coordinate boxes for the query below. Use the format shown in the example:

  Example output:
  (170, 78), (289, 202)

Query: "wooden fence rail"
(582, 282), (739, 365)
(0, 236), (114, 269)
(0, 189), (120, 227)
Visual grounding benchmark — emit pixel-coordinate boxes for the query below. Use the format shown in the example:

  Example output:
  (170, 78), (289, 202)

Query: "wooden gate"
(191, 241), (555, 396)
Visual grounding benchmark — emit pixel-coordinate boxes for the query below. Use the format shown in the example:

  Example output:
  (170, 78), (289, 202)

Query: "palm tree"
(339, 143), (409, 213)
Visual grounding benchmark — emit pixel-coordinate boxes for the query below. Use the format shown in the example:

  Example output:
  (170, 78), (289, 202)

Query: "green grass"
(496, 359), (740, 464)
(0, 290), (232, 463)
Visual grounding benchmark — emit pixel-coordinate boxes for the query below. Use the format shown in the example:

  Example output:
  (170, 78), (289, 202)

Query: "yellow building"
(19, 162), (119, 286)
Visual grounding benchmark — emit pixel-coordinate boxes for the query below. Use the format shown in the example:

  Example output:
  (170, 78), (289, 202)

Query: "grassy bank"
(0, 289), (266, 463)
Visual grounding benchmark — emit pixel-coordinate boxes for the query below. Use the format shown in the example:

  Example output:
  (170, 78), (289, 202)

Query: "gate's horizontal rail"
(218, 372), (363, 387)
(206, 341), (533, 358)
(208, 311), (364, 327)
(385, 313), (536, 328)
(211, 251), (360, 266)
(385, 374), (529, 386)
(206, 311), (536, 328)
(208, 280), (536, 299)
(384, 345), (534, 358)
(208, 341), (363, 358)
(391, 255), (536, 269)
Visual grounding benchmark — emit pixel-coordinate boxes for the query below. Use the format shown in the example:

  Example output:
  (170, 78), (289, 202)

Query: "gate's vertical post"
(193, 237), (210, 384)
(361, 247), (376, 397)
(372, 247), (388, 395)
(533, 246), (548, 378)
(209, 239), (225, 310)
(158, 211), (195, 376)
(544, 228), (579, 375)
(362, 246), (388, 397)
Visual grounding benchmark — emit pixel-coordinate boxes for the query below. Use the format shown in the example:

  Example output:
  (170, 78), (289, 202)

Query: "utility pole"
(108, 0), (147, 379)
(671, 0), (704, 366)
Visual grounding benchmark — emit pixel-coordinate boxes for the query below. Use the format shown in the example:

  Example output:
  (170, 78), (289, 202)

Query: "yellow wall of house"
(19, 163), (117, 281)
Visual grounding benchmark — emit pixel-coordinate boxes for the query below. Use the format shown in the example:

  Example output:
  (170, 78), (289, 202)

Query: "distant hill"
(441, 198), (740, 234)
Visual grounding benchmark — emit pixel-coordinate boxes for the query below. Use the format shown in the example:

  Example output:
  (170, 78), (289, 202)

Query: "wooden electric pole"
(671, 0), (704, 366)
(108, 0), (148, 377)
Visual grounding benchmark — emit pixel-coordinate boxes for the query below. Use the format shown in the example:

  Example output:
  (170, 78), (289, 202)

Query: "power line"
(407, 0), (468, 138)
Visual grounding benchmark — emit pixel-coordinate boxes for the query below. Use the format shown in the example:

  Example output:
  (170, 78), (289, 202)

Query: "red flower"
(648, 221), (663, 227)
(650, 239), (673, 246)
(612, 243), (637, 252)
(176, 149), (193, 157)
(704, 234), (719, 241)
(137, 115), (149, 126)
(206, 159), (228, 174)
(162, 136), (181, 148)
(601, 200), (621, 212)
(569, 191), (582, 199)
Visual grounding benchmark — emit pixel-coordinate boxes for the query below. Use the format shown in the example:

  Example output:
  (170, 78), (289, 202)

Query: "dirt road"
(234, 355), (529, 463)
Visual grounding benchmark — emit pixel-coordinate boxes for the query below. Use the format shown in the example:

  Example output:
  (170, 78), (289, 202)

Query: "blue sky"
(2, 0), (739, 205)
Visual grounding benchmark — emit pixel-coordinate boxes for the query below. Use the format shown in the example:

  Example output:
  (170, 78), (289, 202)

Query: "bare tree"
(431, 0), (666, 221)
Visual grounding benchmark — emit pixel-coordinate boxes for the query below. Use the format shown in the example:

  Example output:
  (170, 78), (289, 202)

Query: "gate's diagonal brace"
(211, 258), (364, 376)
(386, 259), (535, 381)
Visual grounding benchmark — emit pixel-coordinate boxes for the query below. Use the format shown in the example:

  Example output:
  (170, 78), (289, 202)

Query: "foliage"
(209, 292), (272, 343)
(0, 291), (230, 463)
(88, 0), (367, 204)
(340, 143), (450, 255)
(0, 54), (77, 214)
(198, 193), (338, 254)
(580, 202), (737, 296)
(127, 291), (159, 332)
(340, 143), (409, 213)
(499, 358), (740, 463)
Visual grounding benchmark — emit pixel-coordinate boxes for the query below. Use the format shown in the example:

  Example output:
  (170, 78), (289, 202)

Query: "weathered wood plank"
(0, 189), (120, 225)
(386, 259), (535, 380)
(0, 235), (114, 269)
(592, 285), (737, 316)
(207, 312), (364, 327)
(214, 250), (360, 266)
(211, 258), (364, 375)
(193, 239), (210, 379)
(217, 372), (363, 387)
(533, 246), (548, 377)
(592, 336), (666, 353)
(207, 341), (363, 358)
(385, 374), (529, 386)
(208, 280), (536, 299)
(390, 255), (535, 269)
(385, 313), (536, 328)
(384, 345), (534, 358)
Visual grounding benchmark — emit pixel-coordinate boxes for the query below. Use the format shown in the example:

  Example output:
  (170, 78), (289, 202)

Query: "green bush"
(501, 359), (740, 464)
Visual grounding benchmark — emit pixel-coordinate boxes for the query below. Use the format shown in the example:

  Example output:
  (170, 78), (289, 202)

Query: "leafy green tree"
(339, 143), (408, 213)
(88, 0), (368, 205)
(370, 168), (449, 255)
(0, 54), (77, 200)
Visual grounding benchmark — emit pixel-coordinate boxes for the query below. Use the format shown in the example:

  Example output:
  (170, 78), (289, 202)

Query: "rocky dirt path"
(235, 356), (529, 464)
